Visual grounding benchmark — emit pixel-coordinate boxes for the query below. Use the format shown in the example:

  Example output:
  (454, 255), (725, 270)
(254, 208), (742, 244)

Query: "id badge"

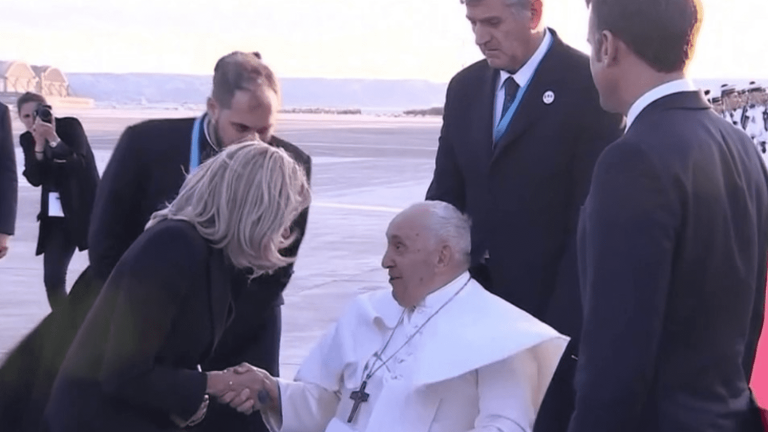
(48, 192), (65, 217)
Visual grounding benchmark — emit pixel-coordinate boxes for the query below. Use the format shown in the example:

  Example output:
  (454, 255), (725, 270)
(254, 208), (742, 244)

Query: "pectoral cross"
(347, 380), (370, 423)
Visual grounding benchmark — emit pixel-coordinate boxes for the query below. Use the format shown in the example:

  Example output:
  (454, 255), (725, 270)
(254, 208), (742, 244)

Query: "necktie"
(500, 76), (520, 123)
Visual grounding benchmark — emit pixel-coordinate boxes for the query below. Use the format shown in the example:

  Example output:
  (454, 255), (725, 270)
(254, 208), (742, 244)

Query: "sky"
(0, 0), (766, 83)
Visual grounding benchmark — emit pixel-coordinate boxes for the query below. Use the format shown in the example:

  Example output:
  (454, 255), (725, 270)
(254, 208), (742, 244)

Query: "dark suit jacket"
(87, 117), (311, 431)
(88, 117), (311, 292)
(19, 117), (100, 254)
(44, 220), (236, 432)
(570, 91), (768, 432)
(0, 102), (17, 236)
(427, 29), (623, 342)
(0, 117), (309, 432)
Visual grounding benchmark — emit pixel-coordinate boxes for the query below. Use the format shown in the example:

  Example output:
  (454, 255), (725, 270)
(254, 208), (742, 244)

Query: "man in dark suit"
(0, 101), (17, 259)
(426, 0), (623, 430)
(570, 1), (767, 431)
(86, 51), (311, 432)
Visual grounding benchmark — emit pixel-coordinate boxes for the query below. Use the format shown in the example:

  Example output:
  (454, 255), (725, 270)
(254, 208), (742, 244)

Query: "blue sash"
(493, 36), (554, 143)
(189, 115), (204, 171)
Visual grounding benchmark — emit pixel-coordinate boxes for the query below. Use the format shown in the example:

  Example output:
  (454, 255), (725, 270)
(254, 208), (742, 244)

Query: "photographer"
(17, 92), (99, 310)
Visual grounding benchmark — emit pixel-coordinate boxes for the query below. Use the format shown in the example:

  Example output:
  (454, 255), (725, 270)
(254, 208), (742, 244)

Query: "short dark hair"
(586, 0), (702, 73)
(16, 92), (47, 114)
(211, 51), (279, 109)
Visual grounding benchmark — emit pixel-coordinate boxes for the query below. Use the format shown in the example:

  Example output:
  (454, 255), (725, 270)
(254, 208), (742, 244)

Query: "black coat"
(426, 30), (624, 432)
(427, 30), (622, 339)
(0, 117), (310, 432)
(44, 220), (238, 432)
(0, 102), (17, 236)
(88, 117), (311, 432)
(19, 117), (100, 255)
(88, 117), (311, 291)
(87, 117), (312, 370)
(570, 91), (768, 432)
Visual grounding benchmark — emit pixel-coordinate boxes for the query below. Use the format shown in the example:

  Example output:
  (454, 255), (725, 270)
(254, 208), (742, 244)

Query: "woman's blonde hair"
(146, 141), (311, 277)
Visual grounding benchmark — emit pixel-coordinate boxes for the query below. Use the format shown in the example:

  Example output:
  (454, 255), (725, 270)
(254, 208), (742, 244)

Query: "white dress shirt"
(494, 29), (553, 127)
(625, 79), (697, 131)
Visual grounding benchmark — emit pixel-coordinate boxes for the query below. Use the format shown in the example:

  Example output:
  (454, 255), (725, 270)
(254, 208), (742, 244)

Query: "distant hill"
(66, 73), (448, 112)
(65, 73), (767, 112)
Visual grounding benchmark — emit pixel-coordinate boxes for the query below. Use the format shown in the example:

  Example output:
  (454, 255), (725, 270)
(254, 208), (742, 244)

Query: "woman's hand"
(213, 363), (280, 415)
(205, 369), (238, 396)
(31, 117), (59, 151)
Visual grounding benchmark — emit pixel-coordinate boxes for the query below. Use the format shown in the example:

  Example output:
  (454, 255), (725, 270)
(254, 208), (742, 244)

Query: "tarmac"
(0, 108), (442, 380)
(3, 108), (766, 405)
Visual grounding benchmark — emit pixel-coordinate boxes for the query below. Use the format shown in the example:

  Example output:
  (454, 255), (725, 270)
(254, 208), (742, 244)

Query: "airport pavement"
(5, 107), (766, 407)
(0, 108), (442, 379)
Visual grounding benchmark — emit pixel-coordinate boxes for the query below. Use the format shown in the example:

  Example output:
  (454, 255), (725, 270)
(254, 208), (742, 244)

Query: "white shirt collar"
(625, 79), (697, 131)
(413, 271), (471, 312)
(497, 28), (553, 92)
(376, 271), (472, 328)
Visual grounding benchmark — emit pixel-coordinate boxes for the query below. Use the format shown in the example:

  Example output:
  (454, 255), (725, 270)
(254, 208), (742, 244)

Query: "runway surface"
(0, 107), (765, 405)
(0, 109), (441, 380)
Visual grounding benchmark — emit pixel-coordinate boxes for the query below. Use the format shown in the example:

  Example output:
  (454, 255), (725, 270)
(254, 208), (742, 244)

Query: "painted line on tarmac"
(312, 202), (403, 213)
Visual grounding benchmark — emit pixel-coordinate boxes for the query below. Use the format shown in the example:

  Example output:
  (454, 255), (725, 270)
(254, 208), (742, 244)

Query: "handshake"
(207, 363), (281, 416)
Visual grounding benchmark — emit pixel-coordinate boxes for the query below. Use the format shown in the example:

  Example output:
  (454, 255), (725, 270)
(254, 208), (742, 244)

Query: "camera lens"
(35, 104), (53, 124)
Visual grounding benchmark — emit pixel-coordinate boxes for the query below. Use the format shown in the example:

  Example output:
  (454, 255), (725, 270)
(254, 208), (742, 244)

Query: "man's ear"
(206, 97), (218, 118)
(530, 0), (544, 30)
(436, 245), (453, 268)
(600, 30), (621, 68)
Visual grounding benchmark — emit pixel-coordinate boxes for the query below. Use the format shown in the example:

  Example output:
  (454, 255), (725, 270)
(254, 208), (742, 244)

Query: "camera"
(34, 104), (53, 124)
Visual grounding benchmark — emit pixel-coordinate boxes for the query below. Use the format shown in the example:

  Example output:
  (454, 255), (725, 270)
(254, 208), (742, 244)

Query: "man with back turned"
(571, 1), (768, 431)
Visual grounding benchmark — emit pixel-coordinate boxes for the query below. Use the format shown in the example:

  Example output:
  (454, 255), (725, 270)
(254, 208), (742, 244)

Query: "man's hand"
(217, 363), (280, 416)
(0, 233), (9, 259)
(31, 117), (59, 150)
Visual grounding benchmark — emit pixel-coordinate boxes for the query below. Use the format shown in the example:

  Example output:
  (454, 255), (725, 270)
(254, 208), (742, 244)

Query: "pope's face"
(381, 209), (438, 309)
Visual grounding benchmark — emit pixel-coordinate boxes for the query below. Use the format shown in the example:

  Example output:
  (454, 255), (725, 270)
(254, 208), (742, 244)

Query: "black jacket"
(45, 220), (238, 432)
(426, 30), (624, 432)
(571, 91), (768, 432)
(0, 102), (17, 236)
(0, 117), (311, 432)
(427, 29), (623, 347)
(87, 117), (311, 432)
(88, 117), (311, 296)
(19, 116), (100, 254)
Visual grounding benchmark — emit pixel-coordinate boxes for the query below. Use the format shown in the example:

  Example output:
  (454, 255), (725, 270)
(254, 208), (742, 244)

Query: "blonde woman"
(43, 142), (310, 432)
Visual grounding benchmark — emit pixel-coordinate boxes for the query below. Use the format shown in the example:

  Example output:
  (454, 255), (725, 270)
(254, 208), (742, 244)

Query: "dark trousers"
(194, 304), (282, 432)
(533, 342), (578, 432)
(41, 218), (77, 311)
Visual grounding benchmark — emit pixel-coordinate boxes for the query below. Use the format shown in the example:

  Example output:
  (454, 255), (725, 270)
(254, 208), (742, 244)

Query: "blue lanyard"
(493, 36), (554, 143)
(189, 115), (204, 171)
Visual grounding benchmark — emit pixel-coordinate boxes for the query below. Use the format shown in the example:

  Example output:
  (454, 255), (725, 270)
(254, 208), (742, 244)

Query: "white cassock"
(262, 272), (569, 432)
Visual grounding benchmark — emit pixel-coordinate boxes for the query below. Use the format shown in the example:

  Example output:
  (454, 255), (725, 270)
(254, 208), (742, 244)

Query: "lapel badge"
(543, 90), (555, 105)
